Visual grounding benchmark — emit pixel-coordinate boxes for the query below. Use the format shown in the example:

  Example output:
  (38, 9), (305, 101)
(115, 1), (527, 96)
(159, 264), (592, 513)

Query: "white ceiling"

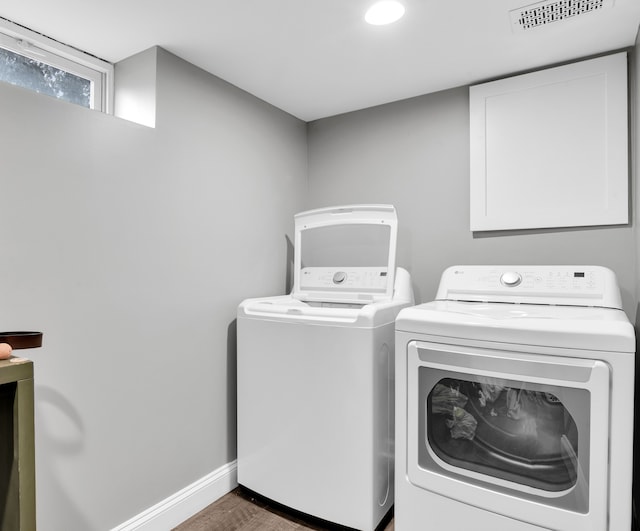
(1, 0), (639, 121)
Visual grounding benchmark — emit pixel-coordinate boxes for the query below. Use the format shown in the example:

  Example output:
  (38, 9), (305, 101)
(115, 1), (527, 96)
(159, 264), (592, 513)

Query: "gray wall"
(0, 48), (307, 530)
(0, 35), (638, 531)
(307, 76), (638, 319)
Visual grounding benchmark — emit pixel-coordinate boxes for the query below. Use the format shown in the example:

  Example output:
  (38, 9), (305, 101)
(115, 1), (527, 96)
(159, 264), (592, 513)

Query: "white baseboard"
(111, 460), (238, 531)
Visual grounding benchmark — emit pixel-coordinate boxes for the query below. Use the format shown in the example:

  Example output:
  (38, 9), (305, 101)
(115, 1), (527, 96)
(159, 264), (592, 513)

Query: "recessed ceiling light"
(365, 1), (406, 25)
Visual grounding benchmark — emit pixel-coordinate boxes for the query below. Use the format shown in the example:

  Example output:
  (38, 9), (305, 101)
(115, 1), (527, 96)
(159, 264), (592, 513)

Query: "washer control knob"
(500, 271), (522, 287)
(333, 271), (347, 284)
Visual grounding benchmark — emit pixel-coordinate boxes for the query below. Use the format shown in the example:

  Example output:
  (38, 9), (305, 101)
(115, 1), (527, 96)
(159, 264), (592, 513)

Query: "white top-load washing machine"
(237, 204), (414, 530)
(395, 265), (635, 531)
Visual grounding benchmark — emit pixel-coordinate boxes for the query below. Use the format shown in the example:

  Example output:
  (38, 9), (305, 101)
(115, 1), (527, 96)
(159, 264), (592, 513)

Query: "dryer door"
(406, 340), (610, 531)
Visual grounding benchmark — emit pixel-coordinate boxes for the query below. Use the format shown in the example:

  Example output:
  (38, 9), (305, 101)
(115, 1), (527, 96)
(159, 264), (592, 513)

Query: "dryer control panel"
(436, 265), (622, 309)
(496, 269), (598, 291)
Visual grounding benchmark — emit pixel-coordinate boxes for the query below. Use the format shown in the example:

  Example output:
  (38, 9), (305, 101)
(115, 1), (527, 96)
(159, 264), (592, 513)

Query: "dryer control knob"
(333, 271), (347, 284)
(500, 271), (522, 287)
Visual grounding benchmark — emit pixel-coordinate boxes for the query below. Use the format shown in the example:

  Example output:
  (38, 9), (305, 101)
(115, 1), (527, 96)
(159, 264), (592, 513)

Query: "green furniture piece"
(0, 357), (35, 531)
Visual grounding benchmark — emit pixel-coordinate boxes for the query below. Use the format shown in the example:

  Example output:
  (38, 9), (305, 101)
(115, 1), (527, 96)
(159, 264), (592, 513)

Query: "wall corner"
(114, 46), (158, 128)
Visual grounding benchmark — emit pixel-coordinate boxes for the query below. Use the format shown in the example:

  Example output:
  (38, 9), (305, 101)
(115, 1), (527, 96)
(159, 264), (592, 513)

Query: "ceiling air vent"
(510, 0), (614, 30)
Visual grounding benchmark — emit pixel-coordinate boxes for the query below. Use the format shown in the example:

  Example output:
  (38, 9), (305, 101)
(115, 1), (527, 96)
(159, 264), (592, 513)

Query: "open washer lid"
(292, 204), (398, 304)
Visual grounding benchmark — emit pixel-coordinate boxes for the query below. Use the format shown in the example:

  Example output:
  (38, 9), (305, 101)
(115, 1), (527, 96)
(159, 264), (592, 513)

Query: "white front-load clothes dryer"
(395, 265), (635, 531)
(237, 205), (414, 531)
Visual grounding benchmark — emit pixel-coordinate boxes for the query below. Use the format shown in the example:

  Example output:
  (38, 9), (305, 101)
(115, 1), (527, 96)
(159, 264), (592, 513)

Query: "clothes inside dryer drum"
(424, 375), (585, 493)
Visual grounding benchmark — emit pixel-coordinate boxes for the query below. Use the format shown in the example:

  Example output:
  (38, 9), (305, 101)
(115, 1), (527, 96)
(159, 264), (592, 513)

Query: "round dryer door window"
(425, 375), (584, 496)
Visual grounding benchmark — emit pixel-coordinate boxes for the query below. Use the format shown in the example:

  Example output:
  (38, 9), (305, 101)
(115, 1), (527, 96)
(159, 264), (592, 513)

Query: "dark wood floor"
(173, 487), (394, 531)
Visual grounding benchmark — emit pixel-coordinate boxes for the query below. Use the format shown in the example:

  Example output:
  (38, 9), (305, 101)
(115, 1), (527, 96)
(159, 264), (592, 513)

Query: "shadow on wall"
(35, 386), (90, 530)
(227, 320), (237, 462)
(285, 235), (294, 295)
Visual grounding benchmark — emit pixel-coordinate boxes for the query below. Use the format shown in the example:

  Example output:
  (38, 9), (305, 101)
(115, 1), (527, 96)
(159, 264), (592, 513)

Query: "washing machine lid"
(395, 300), (635, 352)
(291, 204), (398, 304)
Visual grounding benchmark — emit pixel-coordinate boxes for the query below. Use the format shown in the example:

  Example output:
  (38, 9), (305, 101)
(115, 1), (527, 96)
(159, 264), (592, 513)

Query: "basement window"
(0, 18), (113, 112)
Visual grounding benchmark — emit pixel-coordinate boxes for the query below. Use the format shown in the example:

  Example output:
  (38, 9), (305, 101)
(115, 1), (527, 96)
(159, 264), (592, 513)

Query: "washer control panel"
(436, 266), (621, 308)
(300, 267), (389, 293)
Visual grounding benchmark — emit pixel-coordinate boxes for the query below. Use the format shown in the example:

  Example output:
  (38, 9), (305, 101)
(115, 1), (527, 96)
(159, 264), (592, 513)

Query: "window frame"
(0, 17), (113, 113)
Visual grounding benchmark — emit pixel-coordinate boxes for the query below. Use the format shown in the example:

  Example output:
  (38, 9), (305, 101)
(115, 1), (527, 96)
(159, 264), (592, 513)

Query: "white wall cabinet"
(470, 53), (628, 232)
